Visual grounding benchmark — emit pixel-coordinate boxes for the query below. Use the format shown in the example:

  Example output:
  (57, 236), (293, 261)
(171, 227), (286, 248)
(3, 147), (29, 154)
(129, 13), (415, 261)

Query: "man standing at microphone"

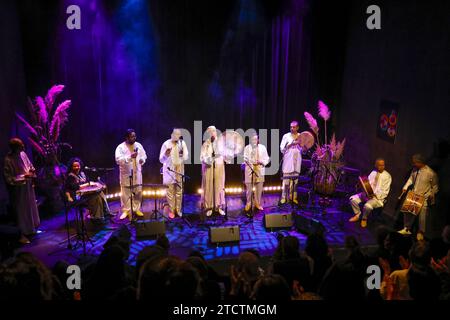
(200, 126), (227, 217)
(159, 128), (189, 219)
(115, 129), (147, 220)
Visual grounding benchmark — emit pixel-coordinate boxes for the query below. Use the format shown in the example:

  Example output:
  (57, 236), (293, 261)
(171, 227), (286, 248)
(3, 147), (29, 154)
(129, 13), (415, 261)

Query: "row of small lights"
(105, 189), (167, 200)
(105, 185), (283, 199)
(197, 185), (283, 195)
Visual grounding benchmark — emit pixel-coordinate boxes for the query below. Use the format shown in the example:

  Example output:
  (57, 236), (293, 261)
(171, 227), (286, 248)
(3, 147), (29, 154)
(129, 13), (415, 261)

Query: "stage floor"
(18, 193), (384, 268)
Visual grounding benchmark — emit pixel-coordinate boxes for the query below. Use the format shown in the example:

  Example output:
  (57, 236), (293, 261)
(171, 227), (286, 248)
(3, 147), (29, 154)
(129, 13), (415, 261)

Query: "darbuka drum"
(400, 191), (425, 216)
(77, 182), (105, 197)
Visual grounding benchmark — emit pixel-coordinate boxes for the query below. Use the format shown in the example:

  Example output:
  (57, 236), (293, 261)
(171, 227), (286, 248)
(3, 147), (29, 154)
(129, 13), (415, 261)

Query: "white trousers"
(281, 177), (298, 200)
(166, 183), (183, 214)
(350, 192), (383, 219)
(246, 182), (263, 206)
(120, 185), (142, 212)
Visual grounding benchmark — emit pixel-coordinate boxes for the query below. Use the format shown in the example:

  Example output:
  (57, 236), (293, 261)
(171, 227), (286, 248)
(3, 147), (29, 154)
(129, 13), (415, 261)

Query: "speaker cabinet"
(264, 213), (293, 230)
(293, 212), (326, 235)
(135, 220), (166, 239)
(209, 226), (240, 244)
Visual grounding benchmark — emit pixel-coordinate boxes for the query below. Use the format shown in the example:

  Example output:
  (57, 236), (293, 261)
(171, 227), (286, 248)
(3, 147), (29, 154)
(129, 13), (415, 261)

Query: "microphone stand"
(129, 168), (135, 222)
(245, 160), (259, 220)
(211, 148), (218, 217)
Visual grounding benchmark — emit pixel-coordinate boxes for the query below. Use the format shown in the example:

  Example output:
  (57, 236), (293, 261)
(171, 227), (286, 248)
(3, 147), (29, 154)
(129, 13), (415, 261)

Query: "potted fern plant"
(16, 84), (72, 215)
(304, 100), (346, 196)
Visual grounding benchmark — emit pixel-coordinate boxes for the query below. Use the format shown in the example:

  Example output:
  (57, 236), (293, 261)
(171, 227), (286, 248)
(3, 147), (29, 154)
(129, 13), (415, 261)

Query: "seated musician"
(64, 158), (110, 224)
(398, 154), (438, 236)
(349, 158), (392, 228)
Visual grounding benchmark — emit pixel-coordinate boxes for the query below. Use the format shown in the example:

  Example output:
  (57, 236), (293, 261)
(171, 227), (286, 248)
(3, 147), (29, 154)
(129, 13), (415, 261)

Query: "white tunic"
(159, 139), (189, 185)
(243, 144), (270, 183)
(367, 170), (392, 204)
(115, 142), (147, 186)
(280, 132), (302, 174)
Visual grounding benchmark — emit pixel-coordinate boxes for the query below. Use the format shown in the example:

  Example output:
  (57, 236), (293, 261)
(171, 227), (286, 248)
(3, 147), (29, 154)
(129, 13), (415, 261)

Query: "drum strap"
(374, 172), (380, 188)
(411, 170), (420, 191)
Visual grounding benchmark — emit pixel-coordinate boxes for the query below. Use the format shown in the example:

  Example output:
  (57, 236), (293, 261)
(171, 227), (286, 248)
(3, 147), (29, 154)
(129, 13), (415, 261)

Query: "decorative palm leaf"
(35, 96), (48, 125)
(318, 100), (332, 145)
(335, 138), (346, 160)
(27, 137), (45, 156)
(318, 100), (331, 121)
(49, 100), (71, 143)
(304, 112), (319, 135)
(329, 133), (337, 153)
(45, 84), (65, 113)
(15, 112), (38, 137)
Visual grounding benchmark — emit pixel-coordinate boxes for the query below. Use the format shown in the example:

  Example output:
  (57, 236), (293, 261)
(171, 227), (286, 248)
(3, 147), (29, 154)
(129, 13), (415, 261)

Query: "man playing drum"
(279, 120), (303, 205)
(349, 158), (392, 228)
(398, 154), (438, 235)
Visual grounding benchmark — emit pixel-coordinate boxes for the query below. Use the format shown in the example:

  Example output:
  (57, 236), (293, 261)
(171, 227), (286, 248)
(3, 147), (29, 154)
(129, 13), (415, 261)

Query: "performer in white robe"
(200, 126), (226, 216)
(3, 138), (40, 239)
(159, 128), (189, 218)
(398, 154), (438, 236)
(349, 158), (392, 228)
(279, 121), (302, 204)
(243, 135), (270, 211)
(115, 129), (147, 220)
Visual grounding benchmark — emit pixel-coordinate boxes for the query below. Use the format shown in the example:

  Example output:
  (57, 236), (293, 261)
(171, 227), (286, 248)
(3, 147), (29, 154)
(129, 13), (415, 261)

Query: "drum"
(358, 176), (374, 198)
(400, 191), (425, 216)
(217, 130), (244, 158)
(298, 131), (315, 150)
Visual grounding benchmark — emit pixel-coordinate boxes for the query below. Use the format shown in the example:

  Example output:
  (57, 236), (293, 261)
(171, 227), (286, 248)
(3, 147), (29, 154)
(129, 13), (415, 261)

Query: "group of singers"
(3, 121), (439, 243)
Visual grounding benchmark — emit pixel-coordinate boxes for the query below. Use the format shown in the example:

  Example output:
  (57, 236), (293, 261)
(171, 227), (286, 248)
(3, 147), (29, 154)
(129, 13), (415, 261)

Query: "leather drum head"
(298, 131), (315, 150)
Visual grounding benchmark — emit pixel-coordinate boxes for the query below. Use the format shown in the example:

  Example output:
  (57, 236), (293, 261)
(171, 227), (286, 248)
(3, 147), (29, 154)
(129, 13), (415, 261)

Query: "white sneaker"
(206, 209), (213, 217)
(218, 208), (226, 216)
(398, 228), (412, 235)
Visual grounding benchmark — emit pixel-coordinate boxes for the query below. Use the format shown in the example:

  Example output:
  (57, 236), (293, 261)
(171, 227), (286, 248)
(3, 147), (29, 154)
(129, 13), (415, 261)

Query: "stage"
(18, 192), (387, 269)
